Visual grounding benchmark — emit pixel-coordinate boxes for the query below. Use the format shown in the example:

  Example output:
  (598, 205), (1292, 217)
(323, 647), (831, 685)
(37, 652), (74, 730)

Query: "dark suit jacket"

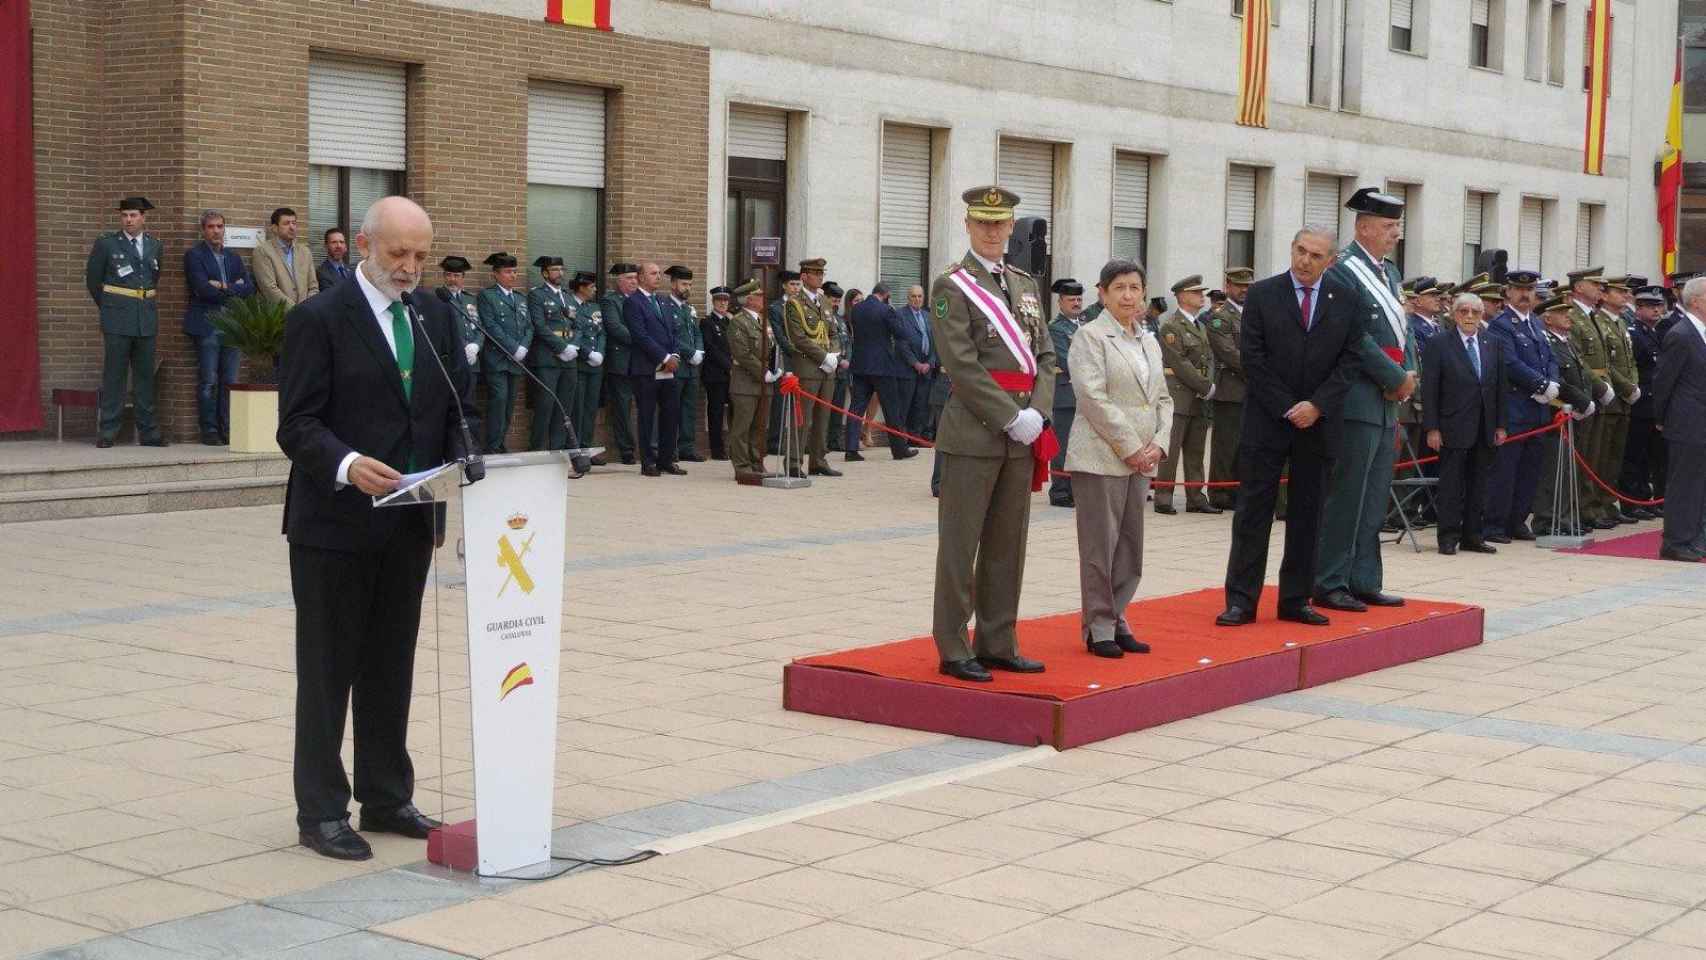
(317, 258), (356, 293)
(277, 281), (479, 552)
(701, 312), (733, 383)
(1629, 320), (1662, 419)
(1421, 330), (1507, 448)
(182, 242), (252, 336)
(1656, 320), (1706, 445)
(848, 298), (914, 378)
(623, 288), (676, 376)
(1238, 271), (1361, 453)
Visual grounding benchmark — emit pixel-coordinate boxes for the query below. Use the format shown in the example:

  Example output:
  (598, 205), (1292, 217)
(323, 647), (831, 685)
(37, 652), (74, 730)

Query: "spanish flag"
(546, 0), (611, 31)
(1235, 0), (1271, 128)
(1582, 0), (1612, 175)
(499, 662), (535, 701)
(1660, 44), (1683, 282)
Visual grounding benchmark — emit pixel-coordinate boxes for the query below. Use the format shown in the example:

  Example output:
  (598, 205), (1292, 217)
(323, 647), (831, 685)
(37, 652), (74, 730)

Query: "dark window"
(1391, 26), (1413, 50)
(1471, 24), (1491, 67)
(1226, 231), (1256, 272)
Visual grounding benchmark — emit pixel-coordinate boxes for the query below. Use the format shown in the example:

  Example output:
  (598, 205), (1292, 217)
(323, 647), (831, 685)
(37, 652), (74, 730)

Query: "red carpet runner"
(1561, 529), (1697, 561)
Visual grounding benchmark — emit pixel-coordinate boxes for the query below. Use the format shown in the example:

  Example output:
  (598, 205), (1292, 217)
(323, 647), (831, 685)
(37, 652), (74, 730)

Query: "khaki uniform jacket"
(1567, 304), (1614, 403)
(727, 308), (774, 397)
(251, 234), (319, 306)
(1158, 309), (1214, 418)
(784, 290), (836, 370)
(1063, 314), (1174, 477)
(928, 252), (1057, 459)
(1598, 307), (1638, 413)
(1204, 302), (1245, 404)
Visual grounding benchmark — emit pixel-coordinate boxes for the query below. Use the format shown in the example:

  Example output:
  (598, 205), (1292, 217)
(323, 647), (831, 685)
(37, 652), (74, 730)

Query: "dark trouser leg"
(1317, 421), (1393, 596)
(131, 334), (159, 438)
(655, 377), (681, 469)
(1462, 443), (1494, 543)
(1574, 415), (1606, 521)
(1504, 434), (1545, 534)
(217, 343), (239, 437)
(634, 376), (659, 467)
(932, 453), (1031, 662)
(606, 374), (636, 458)
(351, 522), (433, 814)
(827, 376), (848, 451)
(908, 373), (933, 438)
(1533, 432), (1567, 530)
(790, 372), (830, 470)
(930, 449), (943, 496)
(98, 333), (137, 440)
(1209, 401), (1242, 509)
(677, 377), (700, 457)
(528, 367), (559, 451)
(767, 383), (784, 454)
(1049, 404), (1075, 503)
(1484, 432), (1522, 536)
(1226, 442), (1318, 612)
(1436, 446), (1469, 545)
(1663, 441), (1706, 553)
(1600, 413), (1630, 513)
(844, 375), (878, 452)
(572, 368), (602, 450)
(194, 332), (219, 434)
(875, 375), (915, 457)
(703, 381), (729, 457)
(1620, 416), (1655, 500)
(484, 371), (515, 452)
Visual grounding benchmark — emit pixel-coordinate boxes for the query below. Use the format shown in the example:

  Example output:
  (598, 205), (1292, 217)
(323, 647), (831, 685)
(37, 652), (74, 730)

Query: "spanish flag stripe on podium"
(546, 0), (612, 30)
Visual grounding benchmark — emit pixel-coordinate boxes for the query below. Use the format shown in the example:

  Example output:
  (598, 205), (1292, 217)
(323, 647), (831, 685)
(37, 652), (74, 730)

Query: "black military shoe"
(1215, 606), (1255, 627)
(1461, 541), (1499, 554)
(1313, 589), (1367, 613)
(1154, 503), (1178, 515)
(894, 448), (919, 460)
(1087, 639), (1124, 658)
(978, 655), (1045, 673)
(810, 464), (843, 477)
(1277, 605), (1331, 626)
(1113, 629), (1151, 654)
(1187, 504), (1224, 515)
(621, 452), (637, 465)
(140, 436), (168, 447)
(1661, 546), (1705, 562)
(300, 819), (373, 860)
(1510, 525), (1537, 541)
(1355, 592), (1405, 607)
(1484, 533), (1513, 544)
(201, 431), (224, 446)
(360, 803), (441, 840)
(1050, 497), (1075, 509)
(662, 464), (688, 476)
(678, 453), (706, 463)
(844, 450), (866, 462)
(939, 658), (993, 682)
(94, 437), (114, 449)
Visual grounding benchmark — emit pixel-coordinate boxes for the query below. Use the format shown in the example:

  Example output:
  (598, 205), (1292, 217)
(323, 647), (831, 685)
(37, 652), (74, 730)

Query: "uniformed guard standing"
(568, 271), (606, 462)
(433, 255), (482, 376)
(525, 256), (579, 451)
(1532, 294), (1599, 535)
(701, 286), (734, 460)
(1565, 268), (1617, 529)
(1597, 277), (1641, 524)
(726, 279), (778, 484)
(87, 196), (167, 447)
(783, 258), (843, 478)
(1393, 276), (1443, 527)
(1047, 278), (1088, 509)
(824, 282), (851, 453)
(601, 263), (640, 464)
(664, 265), (706, 462)
(1480, 271), (1559, 542)
(1156, 275), (1217, 514)
(1205, 267), (1252, 510)
(767, 270), (800, 455)
(477, 252), (530, 453)
(930, 186), (1057, 683)
(1621, 286), (1667, 511)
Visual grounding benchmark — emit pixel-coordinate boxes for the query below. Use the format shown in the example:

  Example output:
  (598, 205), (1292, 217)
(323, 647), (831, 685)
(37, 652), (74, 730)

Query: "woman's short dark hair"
(1097, 258), (1147, 290)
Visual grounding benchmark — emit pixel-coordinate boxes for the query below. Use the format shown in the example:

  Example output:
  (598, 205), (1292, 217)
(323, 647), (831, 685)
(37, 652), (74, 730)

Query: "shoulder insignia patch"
(1211, 318), (1222, 329)
(1165, 333), (1177, 344)
(934, 297), (948, 320)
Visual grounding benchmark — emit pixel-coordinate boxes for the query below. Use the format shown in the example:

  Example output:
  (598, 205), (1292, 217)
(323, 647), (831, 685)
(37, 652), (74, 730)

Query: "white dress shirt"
(334, 265), (407, 486)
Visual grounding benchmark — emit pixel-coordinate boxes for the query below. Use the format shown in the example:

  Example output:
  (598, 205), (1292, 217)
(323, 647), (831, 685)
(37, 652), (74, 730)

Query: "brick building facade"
(25, 0), (710, 442)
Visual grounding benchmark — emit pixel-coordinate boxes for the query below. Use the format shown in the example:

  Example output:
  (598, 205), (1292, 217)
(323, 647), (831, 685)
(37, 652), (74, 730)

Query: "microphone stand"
(403, 292), (485, 484)
(466, 289), (593, 477)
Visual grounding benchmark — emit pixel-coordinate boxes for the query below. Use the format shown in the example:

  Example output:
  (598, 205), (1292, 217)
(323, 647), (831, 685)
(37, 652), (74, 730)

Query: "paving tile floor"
(3, 454), (1705, 959)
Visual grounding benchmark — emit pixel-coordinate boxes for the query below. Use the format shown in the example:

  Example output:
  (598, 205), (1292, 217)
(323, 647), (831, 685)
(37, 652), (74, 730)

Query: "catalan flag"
(1582, 0), (1612, 175)
(499, 662), (535, 701)
(546, 0), (611, 31)
(1235, 0), (1271, 128)
(1660, 44), (1683, 283)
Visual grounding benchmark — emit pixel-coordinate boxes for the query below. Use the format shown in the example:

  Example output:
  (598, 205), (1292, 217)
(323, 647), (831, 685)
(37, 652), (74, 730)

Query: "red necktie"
(1299, 286), (1313, 331)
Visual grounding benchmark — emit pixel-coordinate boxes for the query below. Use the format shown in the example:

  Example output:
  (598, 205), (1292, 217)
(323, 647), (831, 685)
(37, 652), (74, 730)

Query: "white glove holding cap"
(819, 352), (840, 374)
(1630, 386), (1641, 405)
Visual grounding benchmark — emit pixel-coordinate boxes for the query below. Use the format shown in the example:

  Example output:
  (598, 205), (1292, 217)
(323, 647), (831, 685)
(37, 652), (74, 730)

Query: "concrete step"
(0, 452), (290, 494)
(0, 475), (286, 523)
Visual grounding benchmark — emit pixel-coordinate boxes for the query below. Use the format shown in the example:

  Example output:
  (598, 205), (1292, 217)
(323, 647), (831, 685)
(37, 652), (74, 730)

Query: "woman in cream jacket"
(1065, 258), (1174, 658)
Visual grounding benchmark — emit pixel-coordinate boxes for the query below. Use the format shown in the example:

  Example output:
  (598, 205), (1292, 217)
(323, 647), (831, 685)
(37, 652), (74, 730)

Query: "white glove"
(1585, 400), (1597, 417)
(1630, 386), (1641, 405)
(691, 349), (704, 366)
(819, 352), (840, 374)
(1206, 384), (1217, 401)
(1598, 383), (1613, 406)
(561, 345), (579, 363)
(1546, 381), (1559, 402)
(513, 346), (528, 363)
(764, 370), (779, 384)
(464, 342), (479, 364)
(588, 350), (603, 367)
(1005, 408), (1045, 445)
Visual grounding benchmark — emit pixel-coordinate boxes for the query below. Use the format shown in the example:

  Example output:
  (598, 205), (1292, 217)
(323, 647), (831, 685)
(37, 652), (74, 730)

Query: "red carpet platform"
(1561, 529), (1697, 561)
(785, 587), (1482, 749)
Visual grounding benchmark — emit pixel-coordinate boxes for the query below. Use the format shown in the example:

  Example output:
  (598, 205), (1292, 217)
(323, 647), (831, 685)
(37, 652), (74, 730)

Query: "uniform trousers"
(1208, 401), (1243, 509)
(1618, 415), (1665, 502)
(1161, 411), (1211, 509)
(702, 380), (730, 458)
(1048, 402), (1075, 503)
(676, 376), (700, 457)
(528, 366), (576, 451)
(787, 370), (832, 471)
(634, 375), (680, 469)
(1570, 414), (1606, 522)
(1074, 472), (1148, 644)
(99, 333), (160, 440)
(483, 370), (519, 453)
(1316, 421), (1399, 597)
(827, 375), (849, 451)
(727, 390), (764, 474)
(290, 519), (432, 826)
(1596, 412), (1631, 516)
(932, 452), (1032, 662)
(604, 374), (637, 458)
(570, 367), (602, 451)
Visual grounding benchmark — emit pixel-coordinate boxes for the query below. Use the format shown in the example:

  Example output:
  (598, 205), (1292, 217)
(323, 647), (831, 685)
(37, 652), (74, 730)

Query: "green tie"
(387, 302), (415, 402)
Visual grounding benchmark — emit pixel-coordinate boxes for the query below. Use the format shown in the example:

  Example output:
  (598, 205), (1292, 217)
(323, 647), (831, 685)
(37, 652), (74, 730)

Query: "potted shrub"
(212, 295), (287, 454)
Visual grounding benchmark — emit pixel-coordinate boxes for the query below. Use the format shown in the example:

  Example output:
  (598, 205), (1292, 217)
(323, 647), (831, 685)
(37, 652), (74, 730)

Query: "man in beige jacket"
(252, 207), (319, 307)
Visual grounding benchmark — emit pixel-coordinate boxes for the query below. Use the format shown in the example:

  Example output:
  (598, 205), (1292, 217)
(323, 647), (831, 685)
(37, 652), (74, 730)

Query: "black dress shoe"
(590, 454), (608, 466)
(894, 448), (919, 460)
(1187, 504), (1224, 515)
(1461, 541), (1498, 554)
(939, 658), (993, 682)
(1660, 546), (1705, 562)
(1592, 517), (1619, 530)
(1215, 606), (1255, 627)
(1510, 525), (1537, 541)
(201, 431), (223, 445)
(787, 467), (808, 479)
(1087, 639), (1124, 658)
(1484, 533), (1513, 545)
(95, 437), (115, 448)
(679, 453), (706, 463)
(621, 452), (636, 465)
(360, 803), (442, 840)
(811, 465), (843, 477)
(140, 436), (168, 447)
(662, 464), (688, 475)
(845, 450), (866, 462)
(641, 465), (661, 477)
(1615, 513), (1637, 525)
(1154, 503), (1177, 515)
(1355, 591), (1405, 607)
(300, 819), (373, 860)
(978, 654), (1045, 673)
(1314, 589), (1366, 613)
(1438, 542), (1459, 555)
(1277, 605), (1331, 626)
(1050, 497), (1075, 509)
(1113, 629), (1151, 654)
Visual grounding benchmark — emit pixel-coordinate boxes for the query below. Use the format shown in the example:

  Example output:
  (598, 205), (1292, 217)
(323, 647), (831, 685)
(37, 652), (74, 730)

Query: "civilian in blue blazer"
(183, 210), (253, 444)
(624, 262), (684, 475)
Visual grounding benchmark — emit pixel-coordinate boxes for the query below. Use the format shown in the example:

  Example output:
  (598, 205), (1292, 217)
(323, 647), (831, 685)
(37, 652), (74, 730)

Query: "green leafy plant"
(211, 295), (287, 385)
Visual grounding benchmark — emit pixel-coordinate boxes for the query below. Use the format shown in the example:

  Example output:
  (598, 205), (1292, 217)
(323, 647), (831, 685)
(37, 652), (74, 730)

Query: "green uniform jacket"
(727, 308), (771, 397)
(1049, 314), (1084, 409)
(1204, 302), (1246, 404)
(86, 231), (162, 336)
(478, 284), (531, 376)
(437, 287), (482, 353)
(1158, 309), (1214, 418)
(1326, 242), (1413, 428)
(671, 298), (704, 379)
(928, 252), (1057, 459)
(574, 299), (607, 371)
(600, 291), (630, 373)
(1567, 304), (1613, 403)
(1598, 307), (1638, 413)
(527, 283), (577, 369)
(1544, 330), (1596, 413)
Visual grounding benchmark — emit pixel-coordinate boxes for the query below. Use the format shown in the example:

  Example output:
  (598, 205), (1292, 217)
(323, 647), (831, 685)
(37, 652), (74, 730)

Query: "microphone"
(465, 289), (592, 478)
(401, 290), (485, 484)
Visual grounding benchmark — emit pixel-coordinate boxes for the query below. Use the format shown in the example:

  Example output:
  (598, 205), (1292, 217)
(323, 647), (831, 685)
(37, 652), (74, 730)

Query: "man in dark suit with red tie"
(1217, 228), (1363, 627)
(1422, 293), (1508, 555)
(625, 261), (685, 477)
(278, 196), (479, 860)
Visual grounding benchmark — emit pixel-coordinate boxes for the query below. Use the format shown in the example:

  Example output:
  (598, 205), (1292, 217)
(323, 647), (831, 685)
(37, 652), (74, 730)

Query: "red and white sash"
(947, 267), (1036, 377)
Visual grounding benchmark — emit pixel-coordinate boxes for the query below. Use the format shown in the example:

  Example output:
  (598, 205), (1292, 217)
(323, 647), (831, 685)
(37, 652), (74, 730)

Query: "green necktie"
(387, 301), (415, 402)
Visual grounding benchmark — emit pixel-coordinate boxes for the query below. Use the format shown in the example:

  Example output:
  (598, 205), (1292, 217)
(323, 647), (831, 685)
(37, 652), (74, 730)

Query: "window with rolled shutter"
(1227, 165), (1257, 231)
(880, 124), (931, 291)
(1576, 204), (1595, 269)
(729, 105), (787, 161)
(1304, 174), (1341, 231)
(1113, 153), (1150, 263)
(309, 56), (406, 171)
(1517, 197), (1544, 269)
(1392, 0), (1414, 29)
(528, 84), (606, 189)
(1472, 0), (1490, 26)
(1464, 192), (1486, 244)
(998, 138), (1055, 222)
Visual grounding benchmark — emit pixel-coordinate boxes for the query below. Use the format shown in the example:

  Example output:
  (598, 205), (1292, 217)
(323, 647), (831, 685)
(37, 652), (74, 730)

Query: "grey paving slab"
(27, 938), (187, 960)
(548, 821), (658, 860)
(695, 779), (836, 815)
(255, 931), (472, 960)
(126, 904), (350, 959)
(265, 869), (474, 927)
(600, 800), (754, 837)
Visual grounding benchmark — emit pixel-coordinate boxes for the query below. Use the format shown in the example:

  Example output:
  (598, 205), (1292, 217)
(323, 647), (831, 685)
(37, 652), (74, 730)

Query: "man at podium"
(277, 196), (479, 860)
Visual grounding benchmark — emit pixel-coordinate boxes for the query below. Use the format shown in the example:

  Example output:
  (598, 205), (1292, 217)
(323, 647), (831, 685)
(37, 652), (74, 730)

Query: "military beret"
(779, 270), (801, 282)
(732, 279), (762, 298)
(1345, 186), (1404, 219)
(533, 255), (564, 269)
(1567, 266), (1606, 284)
(1504, 270), (1541, 286)
(483, 252), (518, 269)
(1223, 267), (1256, 284)
(797, 258), (827, 272)
(609, 262), (639, 276)
(709, 286), (732, 298)
(664, 265), (693, 281)
(118, 196), (153, 212)
(439, 256), (472, 273)
(1051, 278), (1084, 296)
(570, 271), (597, 288)
(1170, 274), (1207, 295)
(962, 185), (1020, 222)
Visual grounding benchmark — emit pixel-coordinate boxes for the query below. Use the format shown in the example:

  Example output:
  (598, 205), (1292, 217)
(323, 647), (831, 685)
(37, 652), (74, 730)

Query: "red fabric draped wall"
(1, 0), (44, 433)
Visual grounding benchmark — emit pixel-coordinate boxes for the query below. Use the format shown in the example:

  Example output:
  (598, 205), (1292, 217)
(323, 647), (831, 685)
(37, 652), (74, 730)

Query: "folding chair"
(1387, 427), (1438, 552)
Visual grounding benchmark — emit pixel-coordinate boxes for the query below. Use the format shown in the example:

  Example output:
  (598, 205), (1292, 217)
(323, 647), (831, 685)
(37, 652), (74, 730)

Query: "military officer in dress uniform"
(1565, 267), (1618, 529)
(701, 286), (735, 460)
(1315, 187), (1417, 614)
(1533, 294), (1599, 535)
(600, 263), (640, 464)
(726, 279), (778, 484)
(1047, 278), (1088, 508)
(1157, 275), (1217, 515)
(433, 256), (481, 376)
(477, 252), (530, 453)
(767, 270), (801, 455)
(1399, 276), (1445, 510)
(783, 258), (843, 478)
(1206, 267), (1252, 511)
(1598, 276), (1642, 524)
(1480, 270), (1559, 542)
(824, 282), (852, 453)
(88, 196), (167, 447)
(930, 186), (1057, 683)
(662, 265), (706, 462)
(525, 256), (579, 451)
(1620, 286), (1667, 512)
(567, 271), (606, 462)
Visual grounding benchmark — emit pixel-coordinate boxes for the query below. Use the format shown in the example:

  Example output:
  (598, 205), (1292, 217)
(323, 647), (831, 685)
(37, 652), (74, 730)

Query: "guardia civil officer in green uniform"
(601, 262), (640, 464)
(1597, 276), (1641, 524)
(930, 186), (1057, 683)
(663, 265), (707, 462)
(1565, 267), (1618, 528)
(477, 252), (530, 453)
(1314, 187), (1417, 613)
(87, 196), (167, 447)
(1205, 267), (1253, 510)
(1048, 278), (1088, 508)
(823, 282), (851, 452)
(432, 255), (482, 375)
(525, 256), (579, 451)
(1532, 294), (1599, 535)
(726, 279), (778, 484)
(1157, 275), (1217, 514)
(783, 258), (843, 477)
(569, 271), (607, 462)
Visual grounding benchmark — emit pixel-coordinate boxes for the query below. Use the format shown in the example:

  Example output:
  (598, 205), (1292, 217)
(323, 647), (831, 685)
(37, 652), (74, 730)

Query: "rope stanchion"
(1568, 439), (1665, 507)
